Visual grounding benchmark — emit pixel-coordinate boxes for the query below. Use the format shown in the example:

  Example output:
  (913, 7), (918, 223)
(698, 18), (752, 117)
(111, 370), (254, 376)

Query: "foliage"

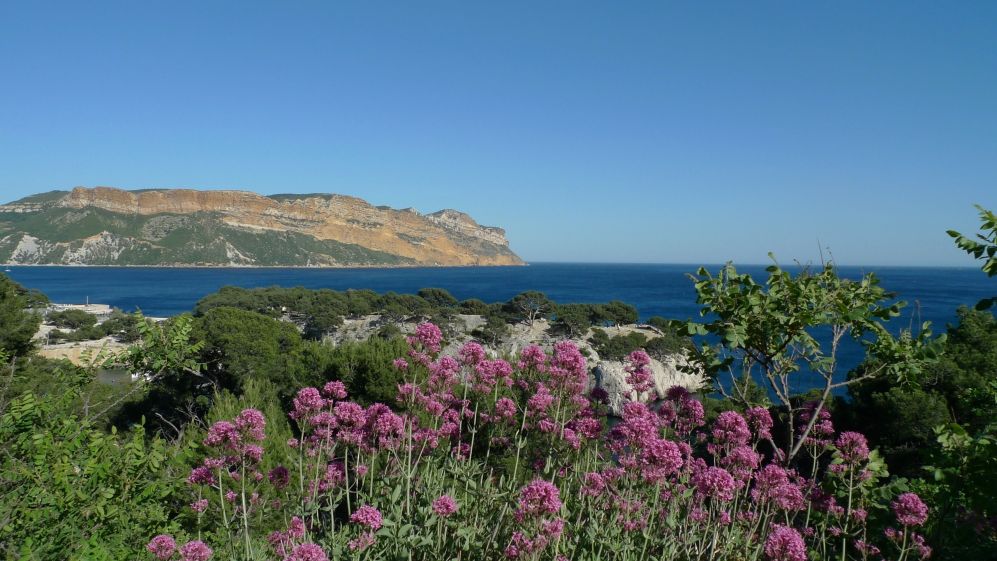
(682, 258), (941, 461)
(504, 291), (554, 325)
(194, 307), (307, 393)
(601, 300), (638, 327)
(585, 326), (689, 363)
(947, 204), (996, 308)
(0, 273), (42, 357)
(0, 365), (184, 560)
(458, 298), (491, 315)
(588, 328), (647, 361)
(47, 308), (98, 329)
(111, 314), (208, 433)
(417, 287), (459, 309)
(318, 337), (409, 405)
(844, 307), (997, 476)
(552, 303), (602, 337)
(472, 313), (511, 347)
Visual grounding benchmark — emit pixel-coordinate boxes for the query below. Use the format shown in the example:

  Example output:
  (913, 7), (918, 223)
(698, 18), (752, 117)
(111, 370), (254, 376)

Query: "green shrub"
(588, 328), (648, 361)
(47, 308), (98, 329)
(0, 274), (41, 357)
(0, 383), (183, 560)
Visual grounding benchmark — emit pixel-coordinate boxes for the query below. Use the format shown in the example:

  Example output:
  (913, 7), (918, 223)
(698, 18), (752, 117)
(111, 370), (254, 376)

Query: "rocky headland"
(0, 187), (524, 267)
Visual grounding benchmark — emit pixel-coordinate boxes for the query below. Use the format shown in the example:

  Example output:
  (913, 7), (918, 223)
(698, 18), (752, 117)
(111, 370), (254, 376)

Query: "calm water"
(7, 263), (993, 391)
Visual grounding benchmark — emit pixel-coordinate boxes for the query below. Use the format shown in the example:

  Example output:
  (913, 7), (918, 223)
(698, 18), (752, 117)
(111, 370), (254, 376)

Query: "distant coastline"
(1, 262), (530, 270)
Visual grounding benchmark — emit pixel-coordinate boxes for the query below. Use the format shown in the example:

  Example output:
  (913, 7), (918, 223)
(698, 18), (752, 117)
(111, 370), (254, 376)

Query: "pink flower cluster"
(506, 480), (565, 558)
(432, 494), (459, 517)
(835, 431), (870, 464)
(267, 516), (308, 558)
(764, 525), (807, 561)
(145, 536), (212, 561)
(348, 504), (383, 551)
(624, 349), (655, 395)
(202, 408), (266, 466)
(797, 401), (835, 448)
(892, 492), (929, 527)
(406, 321), (443, 363)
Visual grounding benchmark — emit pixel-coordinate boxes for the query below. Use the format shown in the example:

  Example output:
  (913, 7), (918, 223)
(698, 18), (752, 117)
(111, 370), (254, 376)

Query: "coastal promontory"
(0, 187), (524, 267)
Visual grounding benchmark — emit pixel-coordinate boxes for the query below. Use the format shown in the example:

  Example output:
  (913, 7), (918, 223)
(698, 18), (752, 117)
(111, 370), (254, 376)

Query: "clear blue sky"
(1, 1), (994, 266)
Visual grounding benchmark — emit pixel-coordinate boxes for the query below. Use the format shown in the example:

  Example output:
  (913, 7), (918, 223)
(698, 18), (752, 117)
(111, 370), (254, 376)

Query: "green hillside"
(0, 207), (413, 266)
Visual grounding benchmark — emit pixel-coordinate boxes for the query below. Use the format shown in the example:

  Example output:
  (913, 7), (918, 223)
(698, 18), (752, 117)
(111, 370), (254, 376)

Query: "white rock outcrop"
(592, 355), (706, 416)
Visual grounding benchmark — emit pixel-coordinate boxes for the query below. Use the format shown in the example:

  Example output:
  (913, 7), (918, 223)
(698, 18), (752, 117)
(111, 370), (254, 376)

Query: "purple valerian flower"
(526, 384), (555, 415)
(518, 345), (547, 371)
(458, 341), (486, 366)
(203, 421), (240, 449)
(624, 349), (655, 395)
(286, 543), (327, 561)
(770, 483), (806, 512)
(711, 411), (751, 451)
(351, 504), (383, 530)
(494, 397), (518, 420)
(408, 322), (443, 353)
(674, 396), (705, 437)
(722, 445), (761, 482)
(146, 535), (176, 560)
(515, 479), (562, 520)
(798, 401), (835, 448)
(639, 437), (684, 482)
(188, 466), (215, 486)
(178, 540), (213, 561)
(291, 387), (325, 421)
(348, 532), (375, 551)
(693, 466), (736, 502)
(835, 431), (870, 464)
(269, 466), (290, 489)
(242, 444), (263, 464)
(764, 525), (806, 561)
(365, 403), (405, 450)
(581, 472), (608, 497)
(746, 406), (774, 440)
(893, 493), (929, 527)
(321, 380), (348, 400)
(234, 408), (266, 441)
(432, 494), (459, 517)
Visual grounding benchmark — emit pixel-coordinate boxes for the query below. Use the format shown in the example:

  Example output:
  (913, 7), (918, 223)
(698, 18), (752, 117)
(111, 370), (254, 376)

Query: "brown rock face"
(55, 187), (524, 266)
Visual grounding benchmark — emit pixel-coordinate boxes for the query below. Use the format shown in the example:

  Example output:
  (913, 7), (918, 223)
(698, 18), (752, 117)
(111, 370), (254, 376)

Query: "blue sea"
(7, 263), (993, 392)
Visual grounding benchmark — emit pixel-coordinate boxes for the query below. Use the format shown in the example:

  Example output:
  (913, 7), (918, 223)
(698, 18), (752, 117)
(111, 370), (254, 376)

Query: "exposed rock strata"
(0, 187), (524, 267)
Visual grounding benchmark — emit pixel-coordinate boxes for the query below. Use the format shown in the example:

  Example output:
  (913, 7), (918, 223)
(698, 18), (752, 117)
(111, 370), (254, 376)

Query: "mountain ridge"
(0, 187), (524, 267)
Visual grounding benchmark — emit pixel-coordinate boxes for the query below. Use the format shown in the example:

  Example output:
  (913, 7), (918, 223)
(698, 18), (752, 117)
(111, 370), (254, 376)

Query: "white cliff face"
(62, 232), (127, 264)
(10, 234), (45, 263)
(591, 356), (706, 416)
(426, 209), (511, 247)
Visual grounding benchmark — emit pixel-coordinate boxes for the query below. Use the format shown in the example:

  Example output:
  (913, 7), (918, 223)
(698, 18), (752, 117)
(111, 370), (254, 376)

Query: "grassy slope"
(0, 207), (414, 266)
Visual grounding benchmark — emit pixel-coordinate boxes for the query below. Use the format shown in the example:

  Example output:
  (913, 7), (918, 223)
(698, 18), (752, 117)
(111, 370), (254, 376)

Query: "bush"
(588, 328), (648, 361)
(471, 313), (510, 347)
(194, 306), (306, 394)
(458, 298), (490, 315)
(0, 274), (41, 357)
(0, 374), (183, 560)
(47, 308), (98, 329)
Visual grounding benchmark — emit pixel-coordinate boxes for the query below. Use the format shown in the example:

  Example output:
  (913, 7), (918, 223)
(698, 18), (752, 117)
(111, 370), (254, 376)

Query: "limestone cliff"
(0, 187), (525, 267)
